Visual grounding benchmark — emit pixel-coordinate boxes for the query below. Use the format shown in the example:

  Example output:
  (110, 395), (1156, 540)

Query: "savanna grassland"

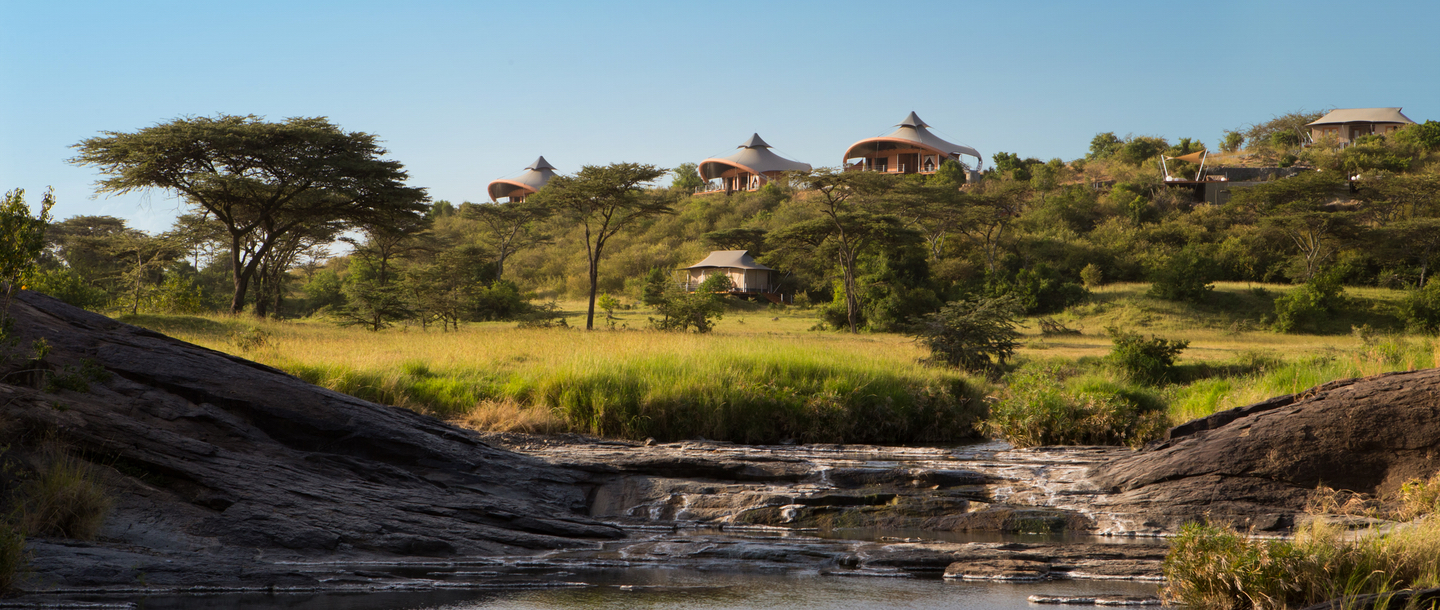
(119, 279), (1437, 447)
(121, 302), (987, 445)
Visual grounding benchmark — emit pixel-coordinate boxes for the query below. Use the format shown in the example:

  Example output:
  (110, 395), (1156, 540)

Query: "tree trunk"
(841, 249), (859, 333)
(585, 257), (599, 331)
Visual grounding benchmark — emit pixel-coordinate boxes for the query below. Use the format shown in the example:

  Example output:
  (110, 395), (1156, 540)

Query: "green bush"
(652, 273), (730, 333)
(468, 280), (531, 321)
(985, 366), (1167, 448)
(1147, 249), (1216, 304)
(1272, 274), (1345, 333)
(988, 264), (1089, 315)
(28, 267), (109, 310)
(1079, 263), (1104, 288)
(1399, 280), (1440, 334)
(909, 295), (1021, 374)
(1107, 327), (1188, 384)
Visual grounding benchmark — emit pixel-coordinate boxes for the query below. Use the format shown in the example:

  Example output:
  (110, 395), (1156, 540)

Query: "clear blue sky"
(3, 0), (1437, 233)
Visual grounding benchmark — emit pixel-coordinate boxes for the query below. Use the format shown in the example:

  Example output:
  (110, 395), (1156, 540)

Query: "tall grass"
(116, 283), (1434, 445)
(1168, 335), (1437, 424)
(20, 451), (111, 540)
(1165, 519), (1440, 610)
(122, 314), (988, 444)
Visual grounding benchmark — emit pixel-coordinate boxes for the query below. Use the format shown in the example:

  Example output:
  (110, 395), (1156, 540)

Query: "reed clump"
(1166, 470), (1440, 610)
(19, 450), (111, 540)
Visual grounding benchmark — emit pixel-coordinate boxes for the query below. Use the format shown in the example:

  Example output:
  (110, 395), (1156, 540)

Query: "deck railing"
(677, 281), (772, 294)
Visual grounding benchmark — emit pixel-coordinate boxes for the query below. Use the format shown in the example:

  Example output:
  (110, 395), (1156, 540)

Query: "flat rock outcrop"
(1089, 368), (1440, 531)
(1, 291), (621, 590)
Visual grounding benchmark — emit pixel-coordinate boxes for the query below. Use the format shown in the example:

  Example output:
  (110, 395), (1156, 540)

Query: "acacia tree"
(527, 163), (670, 330)
(1228, 171), (1352, 281)
(71, 115), (428, 314)
(463, 199), (552, 280)
(769, 168), (902, 333)
(957, 180), (1027, 274)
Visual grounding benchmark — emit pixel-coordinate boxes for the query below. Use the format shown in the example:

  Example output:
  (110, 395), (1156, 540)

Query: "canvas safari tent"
(681, 250), (775, 295)
(696, 134), (812, 194)
(843, 112), (982, 175)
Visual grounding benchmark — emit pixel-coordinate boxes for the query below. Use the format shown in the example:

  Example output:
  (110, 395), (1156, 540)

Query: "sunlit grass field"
(120, 302), (988, 444)
(117, 281), (1436, 444)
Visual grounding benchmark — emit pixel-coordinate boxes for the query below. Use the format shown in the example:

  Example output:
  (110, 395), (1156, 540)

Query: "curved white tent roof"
(843, 112), (982, 167)
(1307, 108), (1415, 126)
(487, 156), (557, 201)
(683, 250), (772, 271)
(698, 134), (812, 180)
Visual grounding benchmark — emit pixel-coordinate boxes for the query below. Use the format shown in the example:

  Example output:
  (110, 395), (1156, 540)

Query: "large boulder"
(1088, 368), (1440, 530)
(0, 291), (621, 589)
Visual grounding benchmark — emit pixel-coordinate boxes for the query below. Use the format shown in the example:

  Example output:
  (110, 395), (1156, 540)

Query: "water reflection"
(109, 571), (1158, 610)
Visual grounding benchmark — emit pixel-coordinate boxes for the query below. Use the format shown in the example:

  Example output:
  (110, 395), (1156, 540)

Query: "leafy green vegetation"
(1106, 327), (1188, 384)
(909, 295), (1022, 373)
(986, 363), (1166, 448)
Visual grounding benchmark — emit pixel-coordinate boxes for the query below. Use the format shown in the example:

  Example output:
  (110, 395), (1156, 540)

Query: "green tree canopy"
(71, 114), (429, 314)
(527, 162), (671, 330)
(671, 162), (705, 192)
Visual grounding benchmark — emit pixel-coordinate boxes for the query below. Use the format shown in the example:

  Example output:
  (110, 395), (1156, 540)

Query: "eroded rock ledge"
(4, 290), (1436, 596)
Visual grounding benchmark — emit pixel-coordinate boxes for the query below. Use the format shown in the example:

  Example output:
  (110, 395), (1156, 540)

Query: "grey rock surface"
(1089, 368), (1440, 531)
(3, 291), (620, 592)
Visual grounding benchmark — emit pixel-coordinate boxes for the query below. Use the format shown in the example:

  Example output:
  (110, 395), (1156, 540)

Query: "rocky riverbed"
(3, 291), (1437, 604)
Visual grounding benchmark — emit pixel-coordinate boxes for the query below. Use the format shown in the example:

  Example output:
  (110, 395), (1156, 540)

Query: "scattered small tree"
(1080, 263), (1104, 289)
(652, 273), (730, 333)
(670, 162), (705, 192)
(1106, 326), (1188, 384)
(528, 163), (671, 330)
(1399, 279), (1440, 334)
(1148, 248), (1217, 304)
(2, 188), (55, 312)
(1272, 273), (1346, 334)
(909, 295), (1022, 374)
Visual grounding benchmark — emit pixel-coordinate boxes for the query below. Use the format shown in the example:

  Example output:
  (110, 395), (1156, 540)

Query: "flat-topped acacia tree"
(527, 163), (670, 330)
(71, 115), (429, 315)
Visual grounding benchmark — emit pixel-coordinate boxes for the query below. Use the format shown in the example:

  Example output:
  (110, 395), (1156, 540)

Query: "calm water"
(78, 570), (1159, 610)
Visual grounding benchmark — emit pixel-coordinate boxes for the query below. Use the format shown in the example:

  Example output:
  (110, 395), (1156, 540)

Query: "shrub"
(1399, 280), (1440, 334)
(651, 274), (730, 333)
(1147, 249), (1217, 304)
(1272, 274), (1345, 333)
(28, 267), (109, 311)
(469, 280), (532, 321)
(909, 295), (1022, 374)
(989, 264), (1089, 315)
(641, 267), (669, 307)
(21, 452), (112, 540)
(1220, 131), (1244, 153)
(1107, 327), (1188, 384)
(1079, 263), (1104, 288)
(986, 366), (1167, 448)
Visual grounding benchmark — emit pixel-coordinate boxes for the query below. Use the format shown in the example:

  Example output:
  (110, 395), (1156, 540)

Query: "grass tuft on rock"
(20, 451), (111, 540)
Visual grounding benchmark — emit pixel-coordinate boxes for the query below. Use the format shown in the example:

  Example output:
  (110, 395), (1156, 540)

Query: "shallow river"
(86, 572), (1159, 610)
